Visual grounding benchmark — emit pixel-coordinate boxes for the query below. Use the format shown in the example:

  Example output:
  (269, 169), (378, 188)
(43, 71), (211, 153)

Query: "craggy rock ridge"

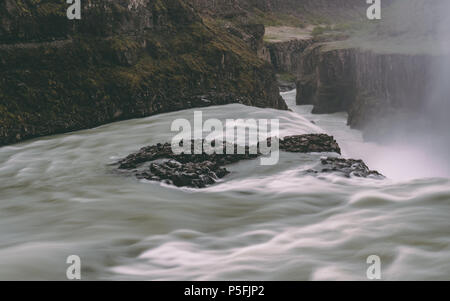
(115, 134), (382, 188)
(0, 0), (286, 146)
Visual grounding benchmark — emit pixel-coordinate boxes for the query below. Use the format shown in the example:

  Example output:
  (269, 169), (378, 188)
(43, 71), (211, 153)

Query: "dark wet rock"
(279, 134), (341, 154)
(136, 160), (229, 188)
(117, 139), (259, 188)
(117, 140), (259, 170)
(307, 157), (384, 179)
(116, 134), (346, 188)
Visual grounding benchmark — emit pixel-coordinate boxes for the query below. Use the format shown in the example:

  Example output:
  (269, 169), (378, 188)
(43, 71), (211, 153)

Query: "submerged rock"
(115, 134), (381, 188)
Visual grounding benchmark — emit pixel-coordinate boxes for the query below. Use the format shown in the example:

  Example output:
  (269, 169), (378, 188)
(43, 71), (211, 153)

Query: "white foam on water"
(0, 91), (449, 280)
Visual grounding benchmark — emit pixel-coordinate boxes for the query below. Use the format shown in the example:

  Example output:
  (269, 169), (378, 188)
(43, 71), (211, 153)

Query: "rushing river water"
(0, 90), (449, 280)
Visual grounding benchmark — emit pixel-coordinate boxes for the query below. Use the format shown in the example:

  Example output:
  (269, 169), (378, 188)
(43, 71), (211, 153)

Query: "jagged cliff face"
(296, 44), (437, 138)
(296, 45), (356, 114)
(263, 39), (312, 74)
(194, 0), (368, 87)
(0, 0), (187, 42)
(0, 0), (286, 146)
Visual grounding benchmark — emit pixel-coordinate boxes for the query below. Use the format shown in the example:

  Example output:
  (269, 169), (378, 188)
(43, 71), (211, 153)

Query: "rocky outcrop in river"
(115, 134), (383, 188)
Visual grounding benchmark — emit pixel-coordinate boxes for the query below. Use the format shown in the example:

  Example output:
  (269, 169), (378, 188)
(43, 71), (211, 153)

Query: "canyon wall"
(295, 43), (443, 139)
(295, 0), (450, 140)
(0, 0), (286, 146)
(263, 39), (312, 74)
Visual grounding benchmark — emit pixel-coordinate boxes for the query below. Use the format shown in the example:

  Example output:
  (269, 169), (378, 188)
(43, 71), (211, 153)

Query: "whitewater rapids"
(0, 90), (448, 280)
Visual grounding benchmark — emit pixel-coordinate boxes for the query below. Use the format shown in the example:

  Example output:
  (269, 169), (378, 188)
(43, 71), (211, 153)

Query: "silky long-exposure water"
(0, 90), (449, 280)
